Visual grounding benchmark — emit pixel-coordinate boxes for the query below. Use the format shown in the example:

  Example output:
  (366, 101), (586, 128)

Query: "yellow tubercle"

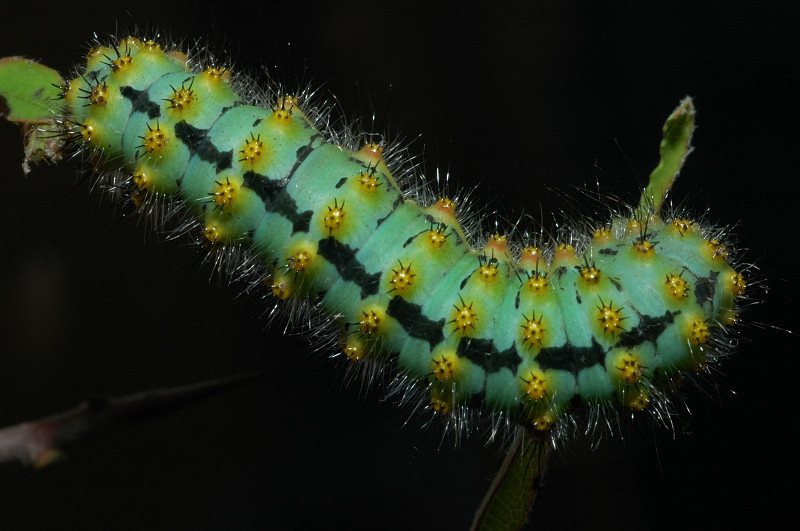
(525, 272), (548, 293)
(477, 261), (499, 282)
(721, 309), (739, 327)
(670, 218), (695, 235)
(597, 300), (625, 337)
(343, 337), (365, 362)
(272, 108), (293, 123)
(132, 169), (152, 190)
(450, 300), (478, 336)
(530, 413), (555, 432)
(358, 309), (383, 335)
(271, 95), (311, 122)
(704, 239), (729, 261)
(520, 313), (546, 350)
(86, 45), (105, 61)
(84, 45), (116, 72)
(203, 225), (222, 245)
(79, 121), (96, 144)
(210, 177), (238, 210)
(521, 369), (548, 401)
(579, 265), (602, 284)
(269, 273), (292, 300)
(431, 352), (460, 382)
(238, 133), (270, 171)
(283, 238), (318, 274)
(626, 391), (650, 411)
(323, 199), (346, 233)
(357, 171), (380, 192)
(593, 227), (613, 241)
(166, 82), (195, 112)
(429, 394), (450, 414)
(364, 142), (383, 154)
(288, 249), (313, 273)
(615, 352), (645, 385)
(728, 270), (747, 297)
(202, 66), (230, 83)
(426, 228), (447, 249)
(633, 239), (655, 256)
(664, 273), (689, 299)
(63, 78), (77, 104)
(141, 39), (161, 52)
(388, 261), (415, 293)
(110, 53), (133, 74)
(688, 318), (711, 345)
(139, 121), (169, 155)
(88, 82), (109, 106)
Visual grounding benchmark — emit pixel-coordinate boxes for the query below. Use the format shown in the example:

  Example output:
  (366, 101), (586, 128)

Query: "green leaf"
(638, 96), (696, 216)
(471, 430), (551, 531)
(0, 57), (63, 123)
(0, 57), (67, 172)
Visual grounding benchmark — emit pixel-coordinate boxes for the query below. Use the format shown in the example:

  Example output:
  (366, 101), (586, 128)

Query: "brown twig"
(0, 371), (264, 468)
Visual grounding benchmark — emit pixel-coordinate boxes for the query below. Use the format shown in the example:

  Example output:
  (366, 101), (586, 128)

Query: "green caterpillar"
(50, 35), (746, 445)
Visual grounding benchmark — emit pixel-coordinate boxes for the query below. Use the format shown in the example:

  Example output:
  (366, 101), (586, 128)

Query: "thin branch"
(0, 371), (265, 468)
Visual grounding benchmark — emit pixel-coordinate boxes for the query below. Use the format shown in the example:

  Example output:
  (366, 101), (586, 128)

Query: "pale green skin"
(64, 39), (742, 434)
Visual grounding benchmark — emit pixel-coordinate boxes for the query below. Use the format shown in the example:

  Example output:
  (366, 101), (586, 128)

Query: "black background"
(0, 1), (797, 529)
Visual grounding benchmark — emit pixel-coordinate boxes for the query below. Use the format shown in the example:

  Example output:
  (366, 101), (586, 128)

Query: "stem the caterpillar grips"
(18, 36), (748, 447)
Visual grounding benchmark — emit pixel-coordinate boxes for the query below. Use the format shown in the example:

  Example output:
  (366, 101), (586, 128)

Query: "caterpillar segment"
(63, 37), (746, 441)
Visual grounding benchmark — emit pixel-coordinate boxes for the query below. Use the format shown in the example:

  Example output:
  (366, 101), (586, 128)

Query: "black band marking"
(317, 237), (380, 298)
(276, 198), (313, 233)
(243, 170), (282, 206)
(120, 86), (160, 119)
(458, 337), (519, 373)
(249, 140), (321, 234)
(174, 121), (233, 171)
(616, 310), (677, 348)
(386, 296), (445, 348)
(536, 337), (606, 373)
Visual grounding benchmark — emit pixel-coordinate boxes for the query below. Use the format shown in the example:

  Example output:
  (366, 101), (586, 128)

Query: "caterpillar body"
(1, 15), (776, 528)
(41, 35), (745, 445)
